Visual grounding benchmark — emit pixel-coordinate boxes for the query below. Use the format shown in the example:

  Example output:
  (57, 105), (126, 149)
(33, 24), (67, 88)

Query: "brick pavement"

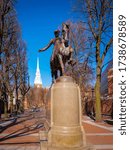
(82, 116), (113, 150)
(0, 110), (45, 150)
(0, 110), (113, 150)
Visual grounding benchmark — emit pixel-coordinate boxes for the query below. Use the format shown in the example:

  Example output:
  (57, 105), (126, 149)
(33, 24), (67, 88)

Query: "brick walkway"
(0, 110), (45, 150)
(0, 110), (113, 150)
(82, 116), (113, 150)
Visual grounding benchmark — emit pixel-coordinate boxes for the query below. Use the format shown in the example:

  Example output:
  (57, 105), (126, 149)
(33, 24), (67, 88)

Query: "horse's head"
(62, 23), (70, 42)
(62, 23), (69, 30)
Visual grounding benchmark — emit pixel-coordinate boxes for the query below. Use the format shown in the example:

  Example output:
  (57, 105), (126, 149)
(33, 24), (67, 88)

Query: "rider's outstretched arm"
(39, 39), (53, 52)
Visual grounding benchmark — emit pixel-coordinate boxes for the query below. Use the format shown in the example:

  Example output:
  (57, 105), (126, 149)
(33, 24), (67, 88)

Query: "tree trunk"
(95, 64), (102, 122)
(15, 80), (19, 113)
(0, 101), (2, 119)
(10, 94), (13, 114)
(20, 96), (24, 113)
(4, 102), (8, 118)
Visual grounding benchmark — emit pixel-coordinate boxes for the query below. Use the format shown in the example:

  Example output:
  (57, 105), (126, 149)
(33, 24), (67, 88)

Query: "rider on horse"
(39, 23), (74, 82)
(39, 30), (61, 62)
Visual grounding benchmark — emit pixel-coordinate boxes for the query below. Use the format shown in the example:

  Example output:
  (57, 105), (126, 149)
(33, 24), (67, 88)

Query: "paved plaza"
(0, 110), (113, 150)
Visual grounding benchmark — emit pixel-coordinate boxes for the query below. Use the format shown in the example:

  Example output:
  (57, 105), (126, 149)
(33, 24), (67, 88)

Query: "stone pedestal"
(40, 76), (94, 150)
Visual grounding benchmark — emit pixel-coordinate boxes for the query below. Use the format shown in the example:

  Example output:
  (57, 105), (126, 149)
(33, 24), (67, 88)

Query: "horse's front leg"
(50, 60), (55, 83)
(59, 67), (63, 76)
(58, 54), (65, 76)
(54, 70), (58, 80)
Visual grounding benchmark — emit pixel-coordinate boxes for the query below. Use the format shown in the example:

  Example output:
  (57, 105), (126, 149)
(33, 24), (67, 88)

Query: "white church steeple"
(34, 58), (42, 88)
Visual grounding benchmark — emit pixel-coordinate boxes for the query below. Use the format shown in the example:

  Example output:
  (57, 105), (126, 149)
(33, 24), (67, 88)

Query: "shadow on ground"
(0, 113), (45, 143)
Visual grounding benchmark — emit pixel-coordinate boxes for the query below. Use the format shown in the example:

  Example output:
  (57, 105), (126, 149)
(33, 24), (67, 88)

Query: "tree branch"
(101, 37), (113, 62)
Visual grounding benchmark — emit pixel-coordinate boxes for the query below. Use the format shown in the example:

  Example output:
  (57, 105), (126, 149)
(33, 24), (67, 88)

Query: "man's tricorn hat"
(54, 30), (60, 34)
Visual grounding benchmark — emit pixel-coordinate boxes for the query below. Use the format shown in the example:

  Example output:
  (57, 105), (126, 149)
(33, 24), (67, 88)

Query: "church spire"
(34, 58), (42, 88)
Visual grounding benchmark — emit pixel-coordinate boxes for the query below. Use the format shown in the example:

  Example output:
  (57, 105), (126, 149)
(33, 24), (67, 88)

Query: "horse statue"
(39, 23), (74, 82)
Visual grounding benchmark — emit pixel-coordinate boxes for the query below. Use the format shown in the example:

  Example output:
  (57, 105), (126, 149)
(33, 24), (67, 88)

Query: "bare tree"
(26, 87), (45, 109)
(74, 0), (113, 121)
(65, 21), (94, 114)
(67, 21), (94, 86)
(0, 0), (17, 117)
(0, 0), (29, 117)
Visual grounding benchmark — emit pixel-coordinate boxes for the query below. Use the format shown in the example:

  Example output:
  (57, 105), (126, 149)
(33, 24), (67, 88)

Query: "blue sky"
(16, 0), (74, 87)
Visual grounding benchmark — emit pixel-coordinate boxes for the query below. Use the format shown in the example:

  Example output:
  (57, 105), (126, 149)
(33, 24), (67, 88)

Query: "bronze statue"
(39, 23), (74, 82)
